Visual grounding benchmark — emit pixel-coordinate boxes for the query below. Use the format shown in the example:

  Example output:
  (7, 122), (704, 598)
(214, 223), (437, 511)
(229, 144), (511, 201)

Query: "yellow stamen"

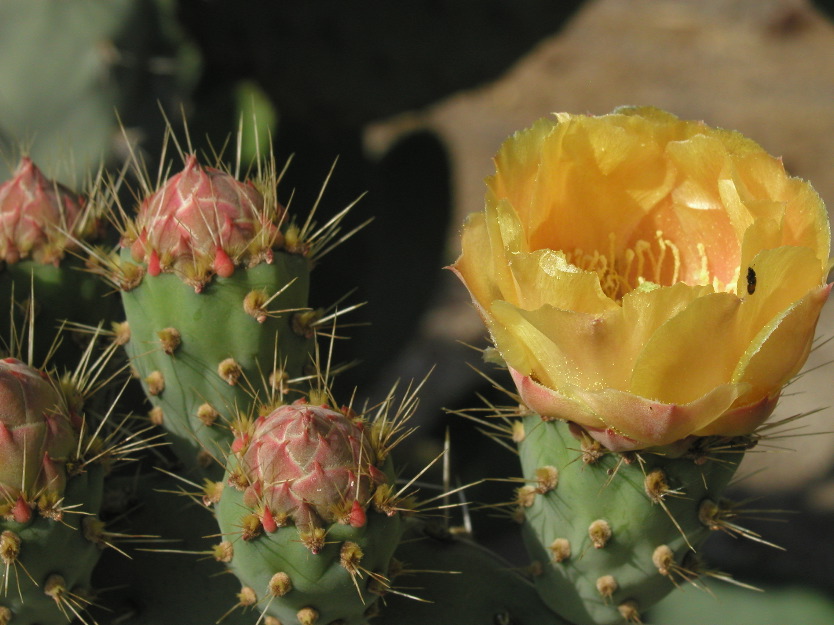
(564, 231), (694, 300)
(695, 242), (709, 285)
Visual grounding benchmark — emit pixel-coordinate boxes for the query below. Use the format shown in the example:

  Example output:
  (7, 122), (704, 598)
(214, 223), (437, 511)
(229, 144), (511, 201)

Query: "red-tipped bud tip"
(348, 499), (367, 528)
(213, 247), (235, 278)
(262, 506), (278, 533)
(231, 433), (250, 454)
(147, 249), (162, 276)
(12, 496), (32, 524)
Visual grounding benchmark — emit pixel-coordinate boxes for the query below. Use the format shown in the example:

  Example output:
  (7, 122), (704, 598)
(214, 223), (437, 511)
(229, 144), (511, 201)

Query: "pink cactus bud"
(236, 402), (384, 539)
(0, 157), (90, 265)
(128, 154), (279, 288)
(0, 359), (76, 508)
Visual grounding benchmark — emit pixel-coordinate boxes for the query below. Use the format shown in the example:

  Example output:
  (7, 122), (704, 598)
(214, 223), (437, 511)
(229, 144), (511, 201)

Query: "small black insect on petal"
(746, 267), (757, 295)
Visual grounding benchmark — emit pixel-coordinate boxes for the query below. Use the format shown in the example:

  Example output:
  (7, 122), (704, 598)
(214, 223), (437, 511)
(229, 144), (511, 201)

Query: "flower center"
(564, 231), (726, 300)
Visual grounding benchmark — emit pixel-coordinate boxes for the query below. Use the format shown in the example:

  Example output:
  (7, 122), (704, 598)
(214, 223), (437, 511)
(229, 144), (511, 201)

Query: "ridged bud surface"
(126, 154), (278, 286)
(238, 401), (383, 535)
(0, 157), (91, 265)
(0, 358), (75, 512)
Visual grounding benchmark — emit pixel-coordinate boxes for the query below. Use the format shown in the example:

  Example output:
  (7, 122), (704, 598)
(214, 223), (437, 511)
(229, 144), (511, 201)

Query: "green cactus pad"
(120, 249), (314, 474)
(216, 473), (403, 625)
(0, 259), (116, 368)
(0, 465), (105, 625)
(516, 415), (743, 625)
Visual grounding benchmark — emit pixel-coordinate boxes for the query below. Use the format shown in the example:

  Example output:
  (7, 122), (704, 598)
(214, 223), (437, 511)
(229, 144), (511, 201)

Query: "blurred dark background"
(2, 1), (834, 622)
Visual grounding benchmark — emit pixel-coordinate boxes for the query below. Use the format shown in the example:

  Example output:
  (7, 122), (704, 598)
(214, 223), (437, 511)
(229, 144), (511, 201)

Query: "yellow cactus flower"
(452, 107), (831, 451)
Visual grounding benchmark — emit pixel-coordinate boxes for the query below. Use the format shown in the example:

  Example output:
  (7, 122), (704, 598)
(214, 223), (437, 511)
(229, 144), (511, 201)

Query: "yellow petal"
(452, 212), (499, 311)
(620, 281), (716, 360)
(488, 117), (560, 230)
(693, 393), (779, 438)
(727, 150), (829, 262)
(489, 112), (676, 256)
(630, 248), (826, 406)
(735, 217), (785, 291)
(733, 283), (831, 399)
(496, 300), (629, 391)
(491, 281), (716, 393)
(454, 200), (617, 316)
(780, 180), (830, 262)
(734, 246), (826, 343)
(453, 200), (523, 311)
(630, 292), (743, 404)
(489, 301), (591, 390)
(667, 133), (733, 212)
(507, 249), (617, 314)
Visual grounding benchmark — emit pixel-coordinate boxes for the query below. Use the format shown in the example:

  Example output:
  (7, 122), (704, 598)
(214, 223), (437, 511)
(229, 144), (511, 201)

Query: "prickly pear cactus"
(109, 153), (322, 473)
(515, 414), (744, 625)
(0, 357), (109, 625)
(214, 398), (407, 625)
(0, 158), (113, 367)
